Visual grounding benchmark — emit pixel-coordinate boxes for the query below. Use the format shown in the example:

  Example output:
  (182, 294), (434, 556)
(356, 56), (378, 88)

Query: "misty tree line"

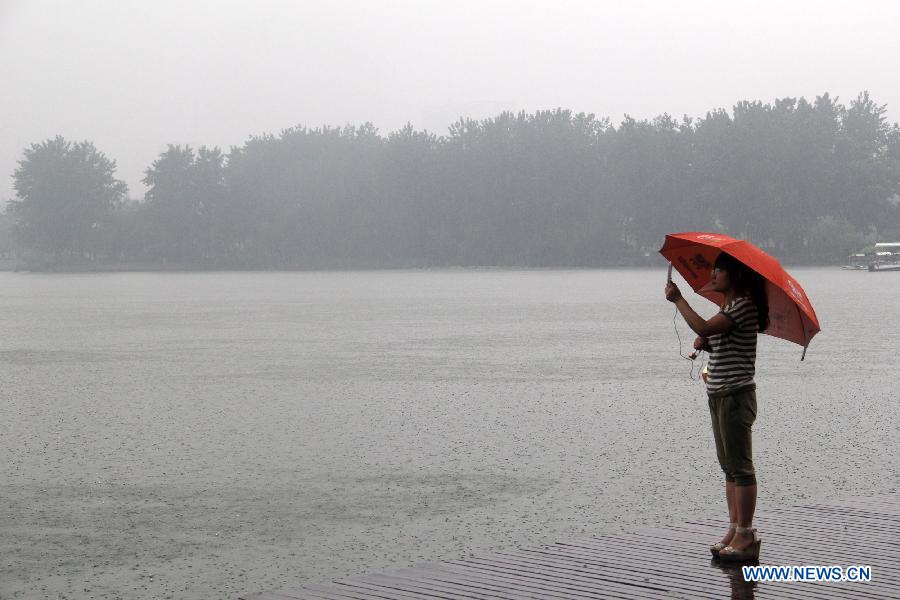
(5, 92), (900, 268)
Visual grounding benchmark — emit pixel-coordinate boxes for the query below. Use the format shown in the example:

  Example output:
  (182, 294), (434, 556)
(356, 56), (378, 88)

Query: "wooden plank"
(492, 547), (729, 598)
(350, 569), (492, 598)
(302, 582), (399, 600)
(389, 565), (577, 600)
(801, 497), (900, 513)
(445, 557), (674, 599)
(717, 517), (900, 557)
(677, 520), (900, 558)
(240, 593), (318, 600)
(332, 578), (453, 600)
(591, 530), (893, 597)
(552, 537), (882, 600)
(603, 523), (882, 565)
(458, 552), (682, 597)
(426, 560), (669, 600)
(244, 493), (900, 600)
(766, 505), (900, 528)
(417, 562), (648, 600)
(562, 534), (885, 600)
(353, 570), (517, 599)
(398, 564), (636, 597)
(490, 547), (698, 592)
(661, 527), (896, 599)
(544, 539), (840, 600)
(341, 573), (488, 599)
(767, 503), (900, 523)
(683, 517), (900, 554)
(506, 557), (847, 598)
(516, 543), (715, 583)
(762, 508), (900, 534)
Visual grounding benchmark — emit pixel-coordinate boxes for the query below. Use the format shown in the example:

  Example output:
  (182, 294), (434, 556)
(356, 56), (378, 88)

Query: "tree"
(8, 94), (900, 269)
(8, 136), (127, 261)
(141, 145), (226, 264)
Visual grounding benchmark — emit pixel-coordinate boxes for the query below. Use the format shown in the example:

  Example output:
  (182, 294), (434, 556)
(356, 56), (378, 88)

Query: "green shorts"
(708, 384), (757, 486)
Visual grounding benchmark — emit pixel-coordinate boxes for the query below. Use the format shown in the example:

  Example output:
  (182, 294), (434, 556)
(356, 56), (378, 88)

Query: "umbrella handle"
(667, 263), (673, 283)
(796, 302), (810, 362)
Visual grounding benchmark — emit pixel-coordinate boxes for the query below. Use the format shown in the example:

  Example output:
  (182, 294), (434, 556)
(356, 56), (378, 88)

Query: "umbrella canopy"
(659, 232), (821, 355)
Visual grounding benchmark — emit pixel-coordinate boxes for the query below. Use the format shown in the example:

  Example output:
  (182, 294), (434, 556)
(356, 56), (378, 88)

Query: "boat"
(866, 243), (900, 271)
(842, 253), (869, 270)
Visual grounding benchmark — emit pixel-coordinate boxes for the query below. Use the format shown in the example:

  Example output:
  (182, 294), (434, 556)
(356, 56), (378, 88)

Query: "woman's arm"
(665, 282), (734, 337)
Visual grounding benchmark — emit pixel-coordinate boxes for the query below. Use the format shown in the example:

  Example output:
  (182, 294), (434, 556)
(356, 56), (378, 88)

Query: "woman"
(664, 252), (768, 562)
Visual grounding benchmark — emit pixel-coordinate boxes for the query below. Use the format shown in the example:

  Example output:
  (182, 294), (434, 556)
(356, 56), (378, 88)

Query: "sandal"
(710, 522), (737, 557)
(717, 527), (761, 562)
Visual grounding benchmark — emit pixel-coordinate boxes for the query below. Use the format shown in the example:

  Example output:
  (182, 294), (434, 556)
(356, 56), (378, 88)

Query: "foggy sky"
(2, 0), (899, 200)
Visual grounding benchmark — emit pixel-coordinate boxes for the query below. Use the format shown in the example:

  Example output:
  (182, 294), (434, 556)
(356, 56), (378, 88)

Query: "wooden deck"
(242, 492), (898, 599)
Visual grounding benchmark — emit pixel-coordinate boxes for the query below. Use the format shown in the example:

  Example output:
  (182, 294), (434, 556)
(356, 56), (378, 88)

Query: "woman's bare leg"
(729, 484), (758, 550)
(719, 481), (737, 545)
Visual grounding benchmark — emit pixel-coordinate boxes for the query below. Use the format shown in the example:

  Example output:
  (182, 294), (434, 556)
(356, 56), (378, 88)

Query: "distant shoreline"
(3, 259), (840, 273)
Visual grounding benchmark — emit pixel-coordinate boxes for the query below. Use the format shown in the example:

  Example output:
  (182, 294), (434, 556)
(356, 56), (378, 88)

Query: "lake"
(1, 268), (897, 599)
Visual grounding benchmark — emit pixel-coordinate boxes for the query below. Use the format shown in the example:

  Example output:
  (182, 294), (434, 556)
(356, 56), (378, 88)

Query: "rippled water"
(1, 268), (897, 599)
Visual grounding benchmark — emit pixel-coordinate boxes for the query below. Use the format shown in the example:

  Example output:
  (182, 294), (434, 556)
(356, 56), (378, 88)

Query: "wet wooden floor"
(241, 492), (897, 599)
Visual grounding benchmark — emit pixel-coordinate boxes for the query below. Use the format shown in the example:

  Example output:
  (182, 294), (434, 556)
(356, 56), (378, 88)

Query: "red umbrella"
(659, 231), (821, 359)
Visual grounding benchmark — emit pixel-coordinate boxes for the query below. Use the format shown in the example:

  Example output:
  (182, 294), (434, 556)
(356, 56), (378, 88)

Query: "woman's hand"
(665, 281), (682, 303)
(694, 336), (708, 351)
(666, 285), (734, 337)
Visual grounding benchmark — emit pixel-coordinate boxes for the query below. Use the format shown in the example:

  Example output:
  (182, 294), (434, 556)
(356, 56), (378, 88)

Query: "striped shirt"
(706, 297), (758, 396)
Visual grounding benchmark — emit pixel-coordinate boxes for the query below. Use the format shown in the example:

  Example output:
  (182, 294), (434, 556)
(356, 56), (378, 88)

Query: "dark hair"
(714, 253), (769, 332)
